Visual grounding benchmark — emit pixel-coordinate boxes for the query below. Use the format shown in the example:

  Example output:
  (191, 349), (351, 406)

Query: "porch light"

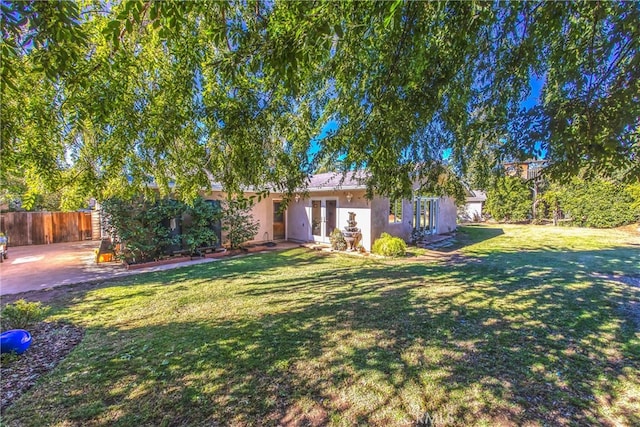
(295, 194), (301, 203)
(346, 192), (353, 203)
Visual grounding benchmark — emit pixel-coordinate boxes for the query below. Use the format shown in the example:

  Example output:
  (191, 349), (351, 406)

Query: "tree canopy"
(1, 0), (638, 209)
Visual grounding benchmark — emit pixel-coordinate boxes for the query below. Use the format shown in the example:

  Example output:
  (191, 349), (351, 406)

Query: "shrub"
(372, 232), (407, 257)
(181, 198), (222, 254)
(101, 197), (182, 262)
(1, 300), (48, 330)
(552, 178), (640, 228)
(485, 176), (532, 222)
(222, 198), (260, 249)
(329, 228), (347, 251)
(625, 183), (640, 213)
(101, 196), (223, 262)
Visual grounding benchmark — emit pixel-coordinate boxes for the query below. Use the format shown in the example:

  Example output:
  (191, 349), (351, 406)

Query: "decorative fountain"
(342, 212), (362, 251)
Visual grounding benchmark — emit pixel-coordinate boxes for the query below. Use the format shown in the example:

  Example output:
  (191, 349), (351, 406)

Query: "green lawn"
(3, 225), (639, 426)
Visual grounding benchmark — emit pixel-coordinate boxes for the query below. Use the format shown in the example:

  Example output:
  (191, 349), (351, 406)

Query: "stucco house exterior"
(205, 172), (458, 251)
(460, 190), (487, 223)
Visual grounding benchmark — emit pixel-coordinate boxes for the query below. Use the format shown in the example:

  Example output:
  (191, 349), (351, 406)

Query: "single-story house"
(459, 189), (487, 223)
(204, 172), (458, 251)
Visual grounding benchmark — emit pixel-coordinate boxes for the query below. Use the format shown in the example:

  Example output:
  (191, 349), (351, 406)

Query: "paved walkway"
(0, 240), (301, 297)
(0, 241), (216, 296)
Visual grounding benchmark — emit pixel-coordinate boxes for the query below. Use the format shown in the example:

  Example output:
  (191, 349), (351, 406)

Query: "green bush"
(625, 183), (640, 212)
(222, 198), (260, 249)
(101, 197), (181, 262)
(329, 228), (347, 251)
(102, 196), (222, 262)
(552, 178), (639, 228)
(485, 176), (532, 222)
(182, 198), (221, 254)
(1, 299), (48, 330)
(372, 232), (407, 257)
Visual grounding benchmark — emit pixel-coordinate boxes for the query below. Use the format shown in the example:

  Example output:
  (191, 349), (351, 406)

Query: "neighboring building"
(204, 172), (458, 251)
(460, 189), (487, 223)
(503, 159), (547, 180)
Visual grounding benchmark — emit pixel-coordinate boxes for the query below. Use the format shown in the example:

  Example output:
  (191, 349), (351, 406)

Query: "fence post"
(91, 210), (101, 240)
(27, 212), (32, 245)
(45, 212), (52, 244)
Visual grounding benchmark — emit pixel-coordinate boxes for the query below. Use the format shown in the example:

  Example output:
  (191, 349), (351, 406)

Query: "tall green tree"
(2, 1), (638, 207)
(485, 176), (533, 222)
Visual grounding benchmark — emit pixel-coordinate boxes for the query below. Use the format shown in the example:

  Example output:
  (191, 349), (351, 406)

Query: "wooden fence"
(0, 211), (96, 246)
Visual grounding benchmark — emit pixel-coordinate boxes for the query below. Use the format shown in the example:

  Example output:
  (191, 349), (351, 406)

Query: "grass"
(2, 224), (639, 426)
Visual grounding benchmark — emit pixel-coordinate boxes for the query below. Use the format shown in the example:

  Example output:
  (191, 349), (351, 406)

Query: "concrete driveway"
(0, 241), (215, 296)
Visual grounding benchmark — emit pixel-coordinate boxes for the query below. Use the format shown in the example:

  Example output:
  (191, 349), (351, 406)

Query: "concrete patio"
(0, 241), (299, 296)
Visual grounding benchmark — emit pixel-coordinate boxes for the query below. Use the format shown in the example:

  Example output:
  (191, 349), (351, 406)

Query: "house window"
(389, 199), (403, 224)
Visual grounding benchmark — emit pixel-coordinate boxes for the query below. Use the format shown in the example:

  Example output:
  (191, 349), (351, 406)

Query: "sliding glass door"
(413, 197), (438, 234)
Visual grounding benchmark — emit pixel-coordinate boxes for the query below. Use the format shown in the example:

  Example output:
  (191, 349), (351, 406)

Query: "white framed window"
(389, 199), (403, 224)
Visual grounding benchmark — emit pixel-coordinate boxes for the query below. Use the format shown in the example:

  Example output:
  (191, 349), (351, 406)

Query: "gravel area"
(1, 322), (84, 413)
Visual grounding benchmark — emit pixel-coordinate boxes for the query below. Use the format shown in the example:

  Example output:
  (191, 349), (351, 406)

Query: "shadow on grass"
(407, 226), (505, 255)
(0, 247), (335, 306)
(3, 245), (639, 426)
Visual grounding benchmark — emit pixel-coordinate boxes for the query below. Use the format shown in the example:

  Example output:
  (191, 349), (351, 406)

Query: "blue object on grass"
(0, 329), (32, 355)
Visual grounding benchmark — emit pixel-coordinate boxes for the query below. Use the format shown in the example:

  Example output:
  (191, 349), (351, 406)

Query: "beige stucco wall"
(436, 197), (458, 235)
(371, 197), (414, 244)
(372, 196), (457, 246)
(203, 191), (287, 245)
(204, 189), (457, 249)
(286, 197), (309, 242)
(251, 194), (287, 242)
(287, 190), (373, 250)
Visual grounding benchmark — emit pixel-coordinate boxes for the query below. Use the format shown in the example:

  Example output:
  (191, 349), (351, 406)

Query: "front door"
(311, 199), (337, 243)
(273, 201), (286, 240)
